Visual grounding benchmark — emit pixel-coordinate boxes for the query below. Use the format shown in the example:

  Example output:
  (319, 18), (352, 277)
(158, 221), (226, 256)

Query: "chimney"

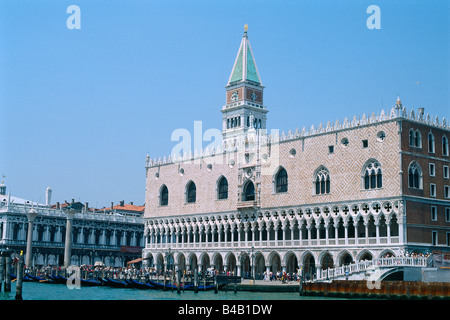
(129, 201), (134, 205)
(418, 107), (424, 116)
(111, 202), (114, 210)
(120, 200), (124, 206)
(56, 202), (60, 209)
(45, 187), (52, 207)
(71, 199), (75, 205)
(84, 202), (89, 212)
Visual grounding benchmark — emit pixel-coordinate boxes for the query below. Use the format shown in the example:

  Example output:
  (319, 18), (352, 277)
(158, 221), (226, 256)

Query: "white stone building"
(0, 182), (144, 267)
(142, 28), (450, 280)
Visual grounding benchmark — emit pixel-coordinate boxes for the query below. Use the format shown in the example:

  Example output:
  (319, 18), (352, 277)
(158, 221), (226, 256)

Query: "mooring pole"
(299, 268), (304, 296)
(15, 252), (24, 300)
(4, 251), (11, 292)
(0, 254), (4, 292)
(214, 275), (218, 294)
(177, 269), (181, 294)
(194, 271), (198, 293)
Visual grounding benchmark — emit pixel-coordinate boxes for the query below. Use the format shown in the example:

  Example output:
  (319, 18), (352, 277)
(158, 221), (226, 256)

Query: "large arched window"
(408, 162), (422, 189)
(275, 167), (288, 193)
(314, 166), (330, 195)
(186, 181), (196, 203)
(363, 160), (382, 189)
(159, 185), (168, 206)
(442, 135), (449, 156)
(243, 180), (255, 201)
(428, 132), (435, 153)
(217, 176), (228, 200)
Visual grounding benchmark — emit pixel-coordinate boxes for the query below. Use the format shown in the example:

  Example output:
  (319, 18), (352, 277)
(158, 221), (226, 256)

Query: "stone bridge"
(315, 256), (430, 282)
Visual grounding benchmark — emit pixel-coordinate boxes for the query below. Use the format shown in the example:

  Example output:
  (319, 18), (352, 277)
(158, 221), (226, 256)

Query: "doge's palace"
(142, 27), (450, 280)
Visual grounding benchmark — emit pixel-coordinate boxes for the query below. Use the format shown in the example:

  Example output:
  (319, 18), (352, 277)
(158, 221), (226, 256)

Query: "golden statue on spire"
(244, 24), (248, 32)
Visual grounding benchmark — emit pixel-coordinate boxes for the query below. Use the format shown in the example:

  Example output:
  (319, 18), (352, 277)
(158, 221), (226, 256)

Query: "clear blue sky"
(1, 0), (449, 207)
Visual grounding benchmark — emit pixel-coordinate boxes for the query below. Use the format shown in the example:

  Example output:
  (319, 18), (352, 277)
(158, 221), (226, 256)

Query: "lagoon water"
(0, 281), (338, 300)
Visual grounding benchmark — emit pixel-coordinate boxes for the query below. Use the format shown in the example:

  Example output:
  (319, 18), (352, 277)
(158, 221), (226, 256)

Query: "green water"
(0, 281), (340, 300)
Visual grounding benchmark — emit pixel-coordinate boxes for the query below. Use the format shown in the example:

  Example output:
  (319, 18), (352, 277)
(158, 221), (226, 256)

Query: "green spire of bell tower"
(227, 25), (262, 87)
(222, 26), (268, 145)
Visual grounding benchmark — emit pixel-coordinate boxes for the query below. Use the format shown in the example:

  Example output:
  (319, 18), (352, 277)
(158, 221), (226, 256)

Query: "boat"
(147, 280), (180, 290)
(26, 274), (50, 282)
(11, 274), (52, 283)
(80, 278), (102, 287)
(48, 275), (67, 284)
(187, 284), (217, 291)
(147, 280), (217, 291)
(125, 279), (155, 290)
(101, 277), (128, 288)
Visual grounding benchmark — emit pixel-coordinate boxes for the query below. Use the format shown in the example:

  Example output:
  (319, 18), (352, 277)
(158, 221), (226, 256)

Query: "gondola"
(23, 274), (44, 282)
(48, 275), (67, 284)
(125, 279), (155, 290)
(26, 274), (51, 282)
(147, 280), (216, 291)
(187, 284), (216, 291)
(101, 277), (128, 288)
(11, 273), (53, 283)
(80, 278), (102, 287)
(147, 280), (179, 290)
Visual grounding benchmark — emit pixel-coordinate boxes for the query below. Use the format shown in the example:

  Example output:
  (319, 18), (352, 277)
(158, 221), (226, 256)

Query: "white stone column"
(43, 225), (50, 242)
(101, 229), (106, 245)
(25, 209), (38, 267)
(344, 224), (348, 245)
(375, 221), (380, 244)
(335, 223), (339, 244)
(386, 222), (391, 244)
(64, 211), (76, 268)
(290, 226), (294, 243)
(307, 225), (312, 246)
(365, 223), (369, 244)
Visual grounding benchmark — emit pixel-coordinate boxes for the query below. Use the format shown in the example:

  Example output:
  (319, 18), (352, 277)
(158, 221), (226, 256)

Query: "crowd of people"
(18, 251), (440, 283)
(22, 264), (303, 283)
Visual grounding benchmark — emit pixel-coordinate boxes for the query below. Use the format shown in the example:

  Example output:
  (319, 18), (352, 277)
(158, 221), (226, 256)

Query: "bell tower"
(221, 25), (268, 147)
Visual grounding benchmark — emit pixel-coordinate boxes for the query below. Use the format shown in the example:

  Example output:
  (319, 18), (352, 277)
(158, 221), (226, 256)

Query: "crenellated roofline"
(145, 99), (449, 168)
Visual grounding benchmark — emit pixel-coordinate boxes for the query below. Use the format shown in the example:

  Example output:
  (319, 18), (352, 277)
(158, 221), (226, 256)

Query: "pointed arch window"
(415, 130), (422, 148)
(409, 129), (414, 146)
(217, 176), (228, 200)
(314, 167), (330, 195)
(243, 180), (255, 201)
(275, 167), (288, 193)
(442, 135), (449, 156)
(186, 181), (196, 203)
(159, 185), (168, 206)
(363, 160), (382, 189)
(428, 132), (435, 153)
(409, 129), (422, 148)
(408, 162), (422, 189)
